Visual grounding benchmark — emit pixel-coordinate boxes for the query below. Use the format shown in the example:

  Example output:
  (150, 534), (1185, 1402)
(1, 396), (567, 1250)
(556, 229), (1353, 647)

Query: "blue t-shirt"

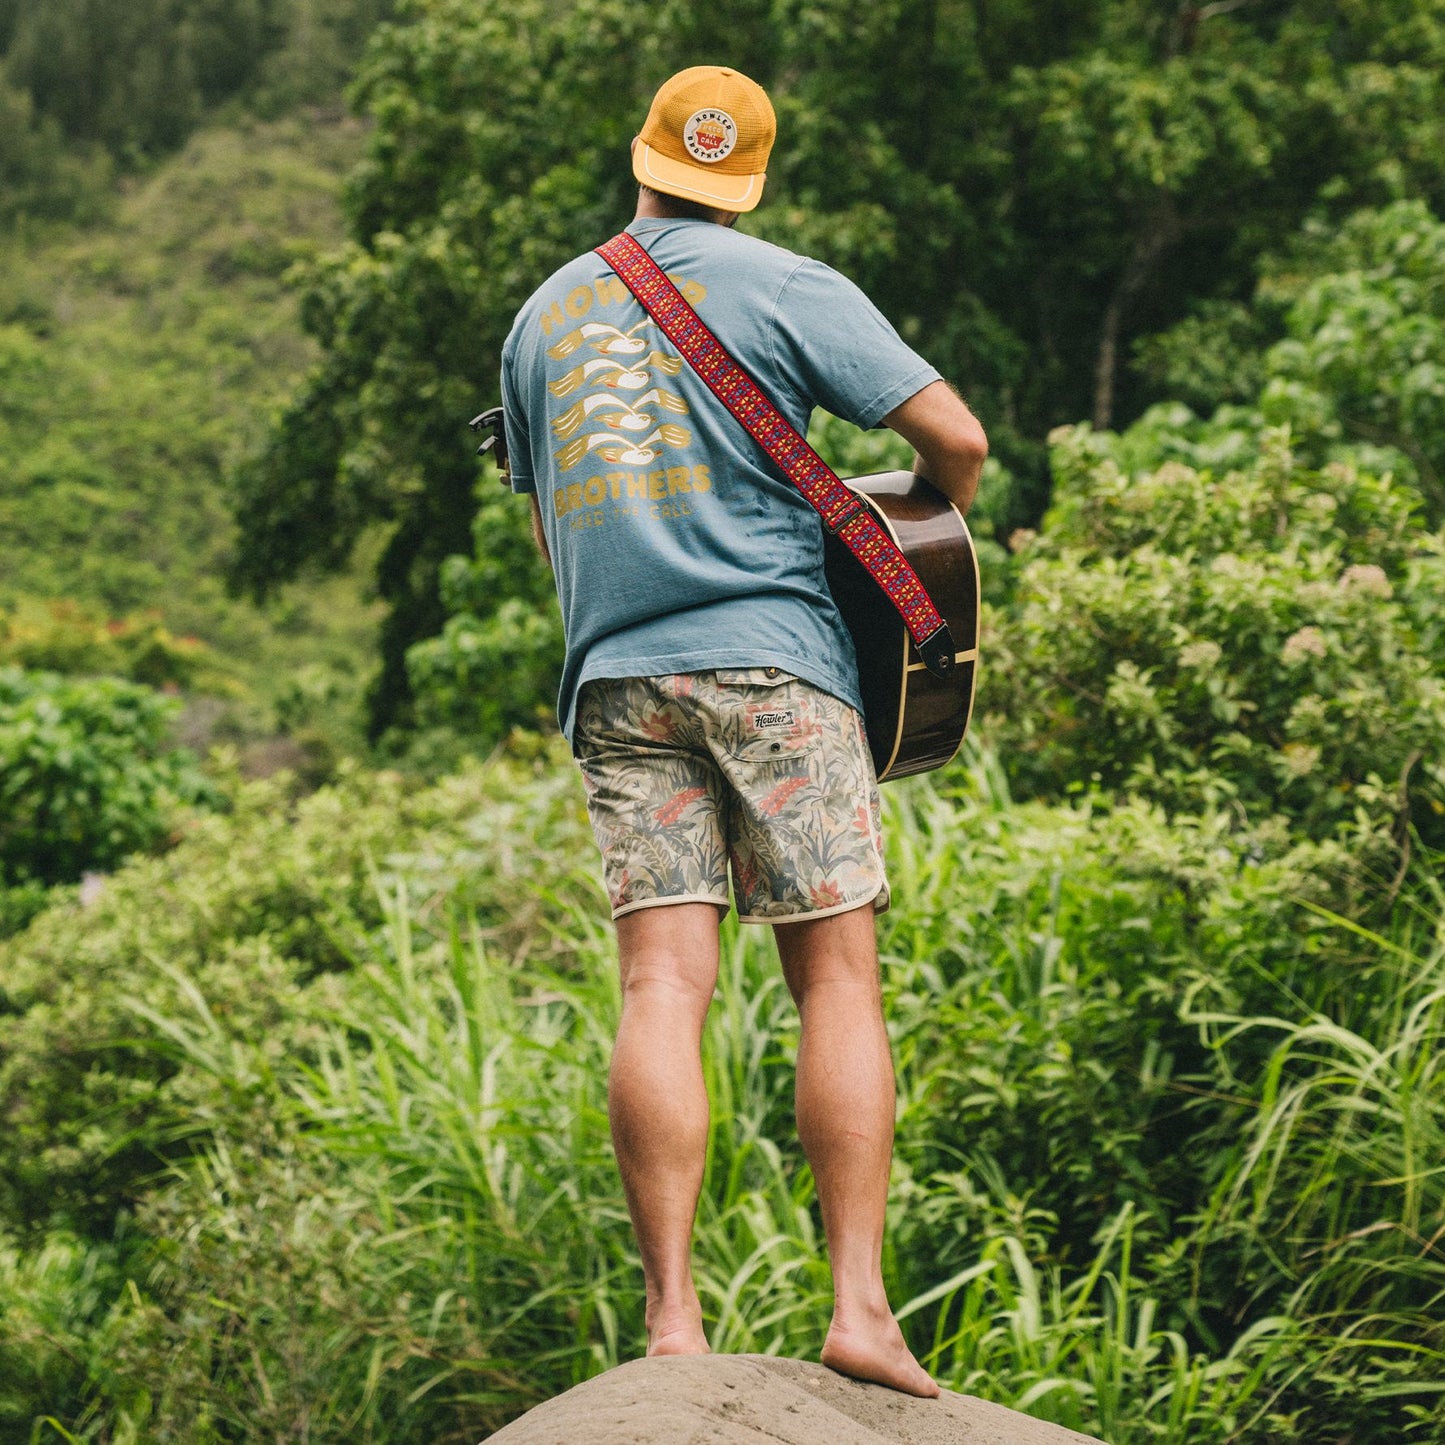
(500, 217), (940, 740)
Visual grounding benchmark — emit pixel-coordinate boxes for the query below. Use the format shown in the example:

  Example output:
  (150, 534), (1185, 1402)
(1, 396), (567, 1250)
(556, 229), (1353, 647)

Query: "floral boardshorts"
(573, 669), (889, 924)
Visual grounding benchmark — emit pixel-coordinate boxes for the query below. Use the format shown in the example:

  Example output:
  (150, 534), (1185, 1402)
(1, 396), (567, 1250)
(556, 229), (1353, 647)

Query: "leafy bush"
(0, 758), (590, 1231)
(0, 876), (52, 941)
(983, 424), (1445, 839)
(403, 488), (564, 747)
(0, 1227), (130, 1439)
(2, 749), (1441, 1442)
(1140, 201), (1445, 526)
(105, 1135), (519, 1445)
(882, 771), (1444, 1439)
(0, 668), (218, 888)
(0, 597), (240, 695)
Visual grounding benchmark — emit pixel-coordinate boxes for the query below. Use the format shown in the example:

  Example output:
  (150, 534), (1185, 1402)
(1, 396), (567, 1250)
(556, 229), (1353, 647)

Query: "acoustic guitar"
(823, 470), (980, 782)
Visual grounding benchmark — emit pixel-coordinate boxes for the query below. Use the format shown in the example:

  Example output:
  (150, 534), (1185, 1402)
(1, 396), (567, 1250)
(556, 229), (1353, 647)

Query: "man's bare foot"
(646, 1301), (711, 1357)
(821, 1303), (939, 1398)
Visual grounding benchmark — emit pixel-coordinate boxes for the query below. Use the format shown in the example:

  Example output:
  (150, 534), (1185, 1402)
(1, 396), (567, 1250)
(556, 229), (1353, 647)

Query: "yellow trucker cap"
(633, 66), (776, 213)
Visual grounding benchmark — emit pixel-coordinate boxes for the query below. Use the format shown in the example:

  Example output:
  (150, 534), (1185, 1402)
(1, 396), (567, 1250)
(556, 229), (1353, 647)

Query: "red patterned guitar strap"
(595, 232), (956, 679)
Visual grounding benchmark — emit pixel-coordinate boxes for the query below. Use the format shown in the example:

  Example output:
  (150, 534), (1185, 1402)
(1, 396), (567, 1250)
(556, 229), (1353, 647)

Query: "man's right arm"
(881, 381), (988, 515)
(529, 493), (552, 568)
(500, 335), (552, 566)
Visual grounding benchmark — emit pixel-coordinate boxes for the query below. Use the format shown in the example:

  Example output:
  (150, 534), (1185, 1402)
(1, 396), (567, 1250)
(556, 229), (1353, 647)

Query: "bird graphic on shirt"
(549, 353), (684, 397)
(551, 387), (689, 440)
(546, 320), (653, 360)
(554, 423), (692, 469)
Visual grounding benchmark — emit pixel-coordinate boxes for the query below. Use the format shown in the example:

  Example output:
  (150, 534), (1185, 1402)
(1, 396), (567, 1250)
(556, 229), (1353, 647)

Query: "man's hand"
(882, 381), (988, 515)
(530, 494), (552, 568)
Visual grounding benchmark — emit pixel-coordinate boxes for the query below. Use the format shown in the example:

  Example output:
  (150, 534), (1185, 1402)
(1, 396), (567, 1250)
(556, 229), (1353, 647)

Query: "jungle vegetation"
(1, 2), (1443, 1441)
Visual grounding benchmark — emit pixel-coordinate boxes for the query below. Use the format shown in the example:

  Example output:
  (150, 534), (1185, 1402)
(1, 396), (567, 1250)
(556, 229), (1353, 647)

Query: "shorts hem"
(738, 881), (890, 926)
(611, 892), (731, 921)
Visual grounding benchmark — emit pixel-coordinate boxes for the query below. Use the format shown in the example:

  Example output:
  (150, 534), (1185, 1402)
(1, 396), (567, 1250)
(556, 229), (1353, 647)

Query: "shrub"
(1140, 201), (1445, 527)
(0, 754), (592, 1232)
(0, 1226), (134, 1440)
(3, 748), (1441, 1442)
(983, 425), (1445, 841)
(0, 667), (219, 888)
(0, 596), (240, 695)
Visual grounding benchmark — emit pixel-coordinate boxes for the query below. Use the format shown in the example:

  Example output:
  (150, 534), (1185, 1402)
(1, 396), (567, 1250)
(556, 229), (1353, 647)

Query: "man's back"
(501, 218), (939, 738)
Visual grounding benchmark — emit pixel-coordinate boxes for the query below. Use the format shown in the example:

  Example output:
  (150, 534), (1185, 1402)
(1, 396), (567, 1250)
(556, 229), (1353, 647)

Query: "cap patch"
(683, 109), (737, 164)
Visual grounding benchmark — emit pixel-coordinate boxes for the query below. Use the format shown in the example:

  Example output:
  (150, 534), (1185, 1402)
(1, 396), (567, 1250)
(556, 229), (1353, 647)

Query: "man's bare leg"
(775, 905), (939, 1397)
(611, 902), (722, 1356)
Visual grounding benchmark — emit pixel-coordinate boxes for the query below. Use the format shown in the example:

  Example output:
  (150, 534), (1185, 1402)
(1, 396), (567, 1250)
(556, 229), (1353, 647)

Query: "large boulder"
(487, 1354), (1105, 1443)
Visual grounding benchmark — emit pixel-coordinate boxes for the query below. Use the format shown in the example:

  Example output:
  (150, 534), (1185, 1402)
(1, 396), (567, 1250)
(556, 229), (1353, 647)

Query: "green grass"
(3, 745), (1440, 1441)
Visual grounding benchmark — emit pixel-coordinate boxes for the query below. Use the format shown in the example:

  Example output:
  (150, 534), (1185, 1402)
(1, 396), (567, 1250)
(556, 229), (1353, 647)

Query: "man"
(500, 65), (987, 1397)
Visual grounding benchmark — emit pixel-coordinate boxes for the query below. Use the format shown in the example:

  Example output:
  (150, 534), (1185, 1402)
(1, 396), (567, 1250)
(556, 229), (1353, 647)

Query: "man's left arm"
(882, 381), (988, 516)
(768, 262), (987, 512)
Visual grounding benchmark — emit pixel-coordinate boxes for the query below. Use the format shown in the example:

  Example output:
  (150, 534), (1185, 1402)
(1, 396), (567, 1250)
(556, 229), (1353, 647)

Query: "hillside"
(0, 114), (380, 750)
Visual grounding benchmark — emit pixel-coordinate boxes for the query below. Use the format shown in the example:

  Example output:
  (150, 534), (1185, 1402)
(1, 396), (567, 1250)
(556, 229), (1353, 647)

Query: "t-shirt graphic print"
(501, 218), (939, 740)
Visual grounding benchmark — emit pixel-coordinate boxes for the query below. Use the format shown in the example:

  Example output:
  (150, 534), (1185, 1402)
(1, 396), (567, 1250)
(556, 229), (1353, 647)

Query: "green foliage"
(881, 771), (1445, 1441)
(1, 751), (1441, 1440)
(1188, 892), (1445, 1407)
(5, 8), (1445, 1442)
(0, 1228), (130, 1439)
(0, 118), (383, 759)
(235, 0), (1445, 736)
(0, 668), (218, 888)
(908, 1212), (1302, 1442)
(1263, 202), (1445, 524)
(0, 76), (111, 224)
(398, 470), (562, 747)
(0, 762), (577, 1231)
(1141, 201), (1445, 525)
(107, 1136), (520, 1445)
(0, 877), (52, 939)
(983, 423), (1445, 838)
(0, 0), (393, 184)
(0, 597), (241, 695)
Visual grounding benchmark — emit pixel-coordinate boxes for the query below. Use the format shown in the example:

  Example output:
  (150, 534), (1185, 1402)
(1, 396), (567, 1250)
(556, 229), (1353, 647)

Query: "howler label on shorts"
(595, 231), (957, 681)
(753, 709), (796, 730)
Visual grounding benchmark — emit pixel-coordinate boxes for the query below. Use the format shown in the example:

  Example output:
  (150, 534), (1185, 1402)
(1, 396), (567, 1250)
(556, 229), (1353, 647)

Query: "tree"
(1140, 201), (1445, 527)
(230, 0), (1445, 736)
(0, 0), (393, 173)
(0, 77), (110, 222)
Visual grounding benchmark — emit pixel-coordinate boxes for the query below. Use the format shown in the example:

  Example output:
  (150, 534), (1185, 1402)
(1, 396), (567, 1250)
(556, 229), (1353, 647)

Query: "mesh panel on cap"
(644, 67), (775, 177)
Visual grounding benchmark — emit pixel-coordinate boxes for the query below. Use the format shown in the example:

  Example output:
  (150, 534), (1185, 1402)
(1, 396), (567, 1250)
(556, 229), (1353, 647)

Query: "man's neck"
(633, 188), (737, 227)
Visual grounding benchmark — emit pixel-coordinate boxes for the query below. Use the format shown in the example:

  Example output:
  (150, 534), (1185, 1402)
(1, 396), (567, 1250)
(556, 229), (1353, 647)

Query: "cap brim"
(634, 143), (765, 213)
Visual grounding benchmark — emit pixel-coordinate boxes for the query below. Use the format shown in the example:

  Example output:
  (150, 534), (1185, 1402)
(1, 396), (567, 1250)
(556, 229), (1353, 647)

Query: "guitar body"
(823, 471), (980, 782)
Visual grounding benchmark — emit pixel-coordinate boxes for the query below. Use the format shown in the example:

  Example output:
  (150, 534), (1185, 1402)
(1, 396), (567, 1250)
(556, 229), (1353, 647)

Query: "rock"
(485, 1354), (1105, 1444)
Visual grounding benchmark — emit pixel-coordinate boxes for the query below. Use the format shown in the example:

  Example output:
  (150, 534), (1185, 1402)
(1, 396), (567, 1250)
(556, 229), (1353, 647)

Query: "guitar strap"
(595, 231), (956, 680)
